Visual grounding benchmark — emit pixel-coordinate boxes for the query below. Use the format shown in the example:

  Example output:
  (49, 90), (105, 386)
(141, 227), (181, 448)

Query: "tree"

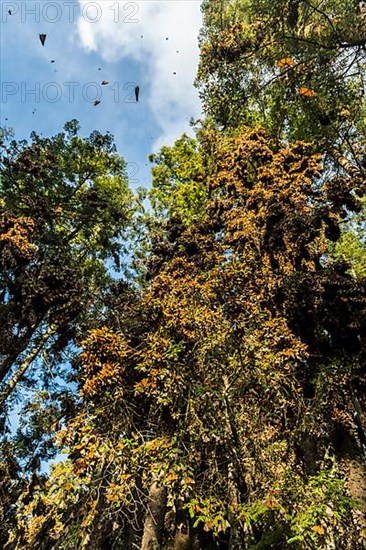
(0, 120), (134, 409)
(331, 196), (366, 277)
(9, 128), (366, 549)
(196, 0), (366, 174)
(132, 133), (207, 284)
(0, 121), (135, 545)
(3, 2), (366, 548)
(148, 133), (206, 225)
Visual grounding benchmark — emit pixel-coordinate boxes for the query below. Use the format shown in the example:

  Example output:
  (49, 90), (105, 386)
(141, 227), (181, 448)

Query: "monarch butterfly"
(39, 34), (47, 46)
(263, 499), (277, 509)
(276, 57), (295, 67)
(299, 87), (317, 97)
(312, 525), (325, 535)
(101, 81), (109, 85)
(93, 100), (101, 107)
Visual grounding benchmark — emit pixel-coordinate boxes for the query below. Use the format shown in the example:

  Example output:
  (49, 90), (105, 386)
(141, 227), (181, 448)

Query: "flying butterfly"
(299, 87), (317, 97)
(135, 86), (140, 102)
(39, 34), (47, 46)
(101, 80), (109, 85)
(276, 57), (295, 67)
(93, 100), (101, 107)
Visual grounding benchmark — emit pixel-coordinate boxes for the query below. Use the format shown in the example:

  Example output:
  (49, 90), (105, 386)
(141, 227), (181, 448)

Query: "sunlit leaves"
(148, 134), (206, 225)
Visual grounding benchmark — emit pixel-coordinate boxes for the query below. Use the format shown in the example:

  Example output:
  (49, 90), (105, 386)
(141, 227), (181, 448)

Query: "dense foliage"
(0, 121), (135, 544)
(0, 121), (134, 404)
(1, 1), (366, 549)
(196, 0), (366, 166)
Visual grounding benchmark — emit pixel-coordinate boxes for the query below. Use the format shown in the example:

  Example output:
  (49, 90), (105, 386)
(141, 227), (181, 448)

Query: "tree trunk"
(0, 324), (37, 380)
(335, 425), (366, 546)
(172, 500), (192, 550)
(141, 478), (167, 550)
(0, 324), (56, 410)
(332, 149), (364, 179)
(172, 529), (191, 550)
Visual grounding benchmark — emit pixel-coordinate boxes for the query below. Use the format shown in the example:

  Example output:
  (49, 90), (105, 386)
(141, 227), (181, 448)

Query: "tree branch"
(0, 324), (40, 381)
(0, 324), (57, 410)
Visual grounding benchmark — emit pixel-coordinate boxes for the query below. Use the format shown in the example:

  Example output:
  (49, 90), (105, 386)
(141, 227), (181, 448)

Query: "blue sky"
(1, 0), (203, 190)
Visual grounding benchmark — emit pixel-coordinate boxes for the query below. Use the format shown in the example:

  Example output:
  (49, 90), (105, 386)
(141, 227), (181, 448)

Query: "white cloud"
(77, 1), (203, 149)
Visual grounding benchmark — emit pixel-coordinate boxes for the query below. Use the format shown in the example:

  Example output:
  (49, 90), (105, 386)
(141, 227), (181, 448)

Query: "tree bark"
(332, 149), (364, 179)
(345, 456), (366, 545)
(335, 424), (366, 546)
(0, 324), (56, 410)
(0, 324), (37, 380)
(172, 500), (192, 550)
(141, 477), (167, 550)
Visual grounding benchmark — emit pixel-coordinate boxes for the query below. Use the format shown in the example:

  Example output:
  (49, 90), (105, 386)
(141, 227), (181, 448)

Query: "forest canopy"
(1, 1), (365, 549)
